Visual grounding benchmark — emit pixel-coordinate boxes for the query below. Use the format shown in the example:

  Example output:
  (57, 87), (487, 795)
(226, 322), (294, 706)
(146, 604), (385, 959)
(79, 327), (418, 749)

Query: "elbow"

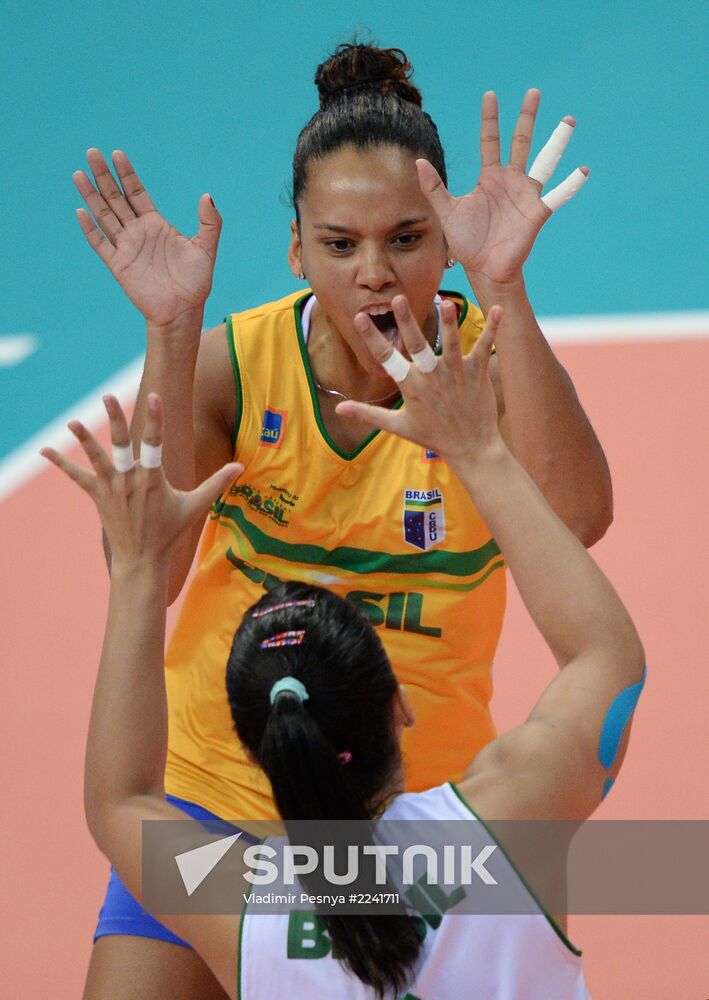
(566, 469), (615, 548)
(576, 501), (614, 549)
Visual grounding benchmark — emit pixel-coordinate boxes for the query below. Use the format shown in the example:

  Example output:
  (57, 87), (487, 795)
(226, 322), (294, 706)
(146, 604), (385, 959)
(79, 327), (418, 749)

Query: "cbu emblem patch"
(260, 407), (288, 447)
(403, 489), (446, 551)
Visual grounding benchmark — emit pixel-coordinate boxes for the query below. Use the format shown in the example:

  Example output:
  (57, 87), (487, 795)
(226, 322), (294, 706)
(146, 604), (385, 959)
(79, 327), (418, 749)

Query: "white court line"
(0, 355), (145, 503)
(0, 335), (38, 366)
(0, 310), (707, 502)
(540, 310), (709, 344)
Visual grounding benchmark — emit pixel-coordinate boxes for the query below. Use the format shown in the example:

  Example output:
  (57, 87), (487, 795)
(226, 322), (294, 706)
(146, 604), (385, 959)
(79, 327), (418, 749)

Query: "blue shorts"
(94, 794), (258, 948)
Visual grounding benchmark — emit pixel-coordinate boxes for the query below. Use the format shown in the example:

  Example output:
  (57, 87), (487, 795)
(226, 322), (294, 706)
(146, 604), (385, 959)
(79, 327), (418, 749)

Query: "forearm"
(451, 441), (637, 670)
(104, 311), (204, 596)
(469, 273), (612, 546)
(84, 559), (170, 837)
(131, 311), (204, 490)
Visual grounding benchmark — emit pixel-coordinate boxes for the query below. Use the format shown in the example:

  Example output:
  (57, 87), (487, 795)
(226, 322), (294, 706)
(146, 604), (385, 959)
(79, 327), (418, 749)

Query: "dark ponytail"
(227, 581), (424, 997)
(292, 41), (447, 222)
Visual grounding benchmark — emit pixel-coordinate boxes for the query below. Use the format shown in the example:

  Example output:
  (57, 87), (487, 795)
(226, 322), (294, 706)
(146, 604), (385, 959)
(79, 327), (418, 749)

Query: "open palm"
(418, 90), (582, 284)
(73, 149), (222, 326)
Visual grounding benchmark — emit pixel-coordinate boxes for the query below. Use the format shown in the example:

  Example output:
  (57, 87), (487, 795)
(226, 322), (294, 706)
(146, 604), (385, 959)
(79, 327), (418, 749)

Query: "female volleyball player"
(71, 41), (613, 997)
(43, 301), (643, 998)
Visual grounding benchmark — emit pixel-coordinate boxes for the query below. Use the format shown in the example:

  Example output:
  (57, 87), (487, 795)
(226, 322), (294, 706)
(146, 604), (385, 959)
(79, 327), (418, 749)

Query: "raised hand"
(416, 90), (588, 285)
(73, 150), (222, 327)
(336, 296), (504, 468)
(40, 394), (242, 565)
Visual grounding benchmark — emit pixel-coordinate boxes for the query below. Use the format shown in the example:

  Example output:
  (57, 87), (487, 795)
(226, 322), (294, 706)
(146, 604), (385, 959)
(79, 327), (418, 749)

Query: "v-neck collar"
(291, 290), (469, 462)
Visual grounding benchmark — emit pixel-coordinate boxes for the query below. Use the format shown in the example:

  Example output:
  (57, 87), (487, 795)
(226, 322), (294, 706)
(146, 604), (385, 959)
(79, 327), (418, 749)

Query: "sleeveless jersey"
(164, 290), (506, 819)
(239, 783), (590, 999)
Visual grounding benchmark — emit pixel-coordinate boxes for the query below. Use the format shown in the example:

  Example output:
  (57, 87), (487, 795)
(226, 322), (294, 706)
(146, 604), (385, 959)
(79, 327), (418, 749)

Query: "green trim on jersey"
(293, 291), (398, 461)
(226, 314), (244, 451)
(211, 502), (502, 577)
(439, 287), (470, 329)
(448, 783), (583, 957)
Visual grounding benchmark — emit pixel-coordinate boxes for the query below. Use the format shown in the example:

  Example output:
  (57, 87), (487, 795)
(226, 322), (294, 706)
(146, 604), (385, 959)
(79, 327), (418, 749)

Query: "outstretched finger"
(192, 193), (223, 261)
(528, 116), (575, 187)
(112, 151), (157, 216)
(68, 421), (115, 480)
(468, 305), (503, 380)
(415, 159), (455, 225)
(72, 168), (124, 243)
(440, 299), (464, 368)
(352, 312), (409, 383)
(103, 395), (135, 474)
(103, 394), (131, 447)
(39, 446), (95, 493)
(541, 166), (589, 213)
(335, 399), (402, 435)
(138, 394), (164, 473)
(391, 296), (432, 362)
(183, 462), (244, 521)
(86, 148), (135, 225)
(76, 208), (116, 266)
(509, 89), (541, 171)
(480, 91), (501, 167)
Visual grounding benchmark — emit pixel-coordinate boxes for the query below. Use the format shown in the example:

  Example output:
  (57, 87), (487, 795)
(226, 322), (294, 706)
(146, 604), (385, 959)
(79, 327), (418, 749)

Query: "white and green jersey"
(238, 783), (591, 999)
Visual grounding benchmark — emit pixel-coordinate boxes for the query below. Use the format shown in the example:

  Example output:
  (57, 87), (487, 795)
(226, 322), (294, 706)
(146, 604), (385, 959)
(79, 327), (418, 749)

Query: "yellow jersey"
(164, 290), (506, 819)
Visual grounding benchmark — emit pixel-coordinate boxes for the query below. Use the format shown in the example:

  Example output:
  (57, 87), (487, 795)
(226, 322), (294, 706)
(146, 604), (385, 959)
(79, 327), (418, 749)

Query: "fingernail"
(208, 194), (215, 208)
(354, 313), (369, 332)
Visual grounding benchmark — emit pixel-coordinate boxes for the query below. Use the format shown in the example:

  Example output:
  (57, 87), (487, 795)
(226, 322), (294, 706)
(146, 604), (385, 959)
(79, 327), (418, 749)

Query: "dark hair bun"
(315, 43), (423, 108)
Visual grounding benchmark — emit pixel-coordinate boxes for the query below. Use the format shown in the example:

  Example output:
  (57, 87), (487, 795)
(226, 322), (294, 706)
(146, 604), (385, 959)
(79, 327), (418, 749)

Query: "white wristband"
(112, 444), (135, 473)
(380, 348), (411, 384)
(541, 167), (589, 212)
(410, 342), (438, 374)
(528, 120), (574, 185)
(139, 441), (163, 469)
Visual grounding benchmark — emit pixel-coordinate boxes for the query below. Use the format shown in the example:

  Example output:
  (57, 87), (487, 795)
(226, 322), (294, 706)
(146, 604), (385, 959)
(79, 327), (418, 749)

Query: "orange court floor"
(2, 337), (707, 998)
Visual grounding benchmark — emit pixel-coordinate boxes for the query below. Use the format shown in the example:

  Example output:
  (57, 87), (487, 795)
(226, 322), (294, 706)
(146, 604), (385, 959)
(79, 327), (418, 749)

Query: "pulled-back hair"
(292, 41), (447, 223)
(227, 581), (423, 997)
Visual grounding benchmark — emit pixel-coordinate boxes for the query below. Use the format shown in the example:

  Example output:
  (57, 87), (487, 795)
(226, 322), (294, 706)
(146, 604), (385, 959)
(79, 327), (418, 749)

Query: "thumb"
(184, 462), (243, 521)
(415, 159), (455, 222)
(192, 193), (222, 259)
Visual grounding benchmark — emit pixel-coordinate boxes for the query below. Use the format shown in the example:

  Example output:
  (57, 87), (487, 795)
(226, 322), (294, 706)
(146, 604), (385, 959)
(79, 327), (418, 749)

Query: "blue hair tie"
(270, 676), (309, 705)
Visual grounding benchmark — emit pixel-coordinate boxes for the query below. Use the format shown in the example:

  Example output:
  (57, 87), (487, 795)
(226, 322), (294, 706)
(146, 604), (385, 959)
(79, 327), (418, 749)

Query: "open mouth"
(370, 311), (398, 342)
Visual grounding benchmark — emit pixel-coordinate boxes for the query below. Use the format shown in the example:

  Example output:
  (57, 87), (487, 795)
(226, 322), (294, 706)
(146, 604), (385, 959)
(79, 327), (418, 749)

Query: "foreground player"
(43, 303), (643, 998)
(72, 41), (612, 995)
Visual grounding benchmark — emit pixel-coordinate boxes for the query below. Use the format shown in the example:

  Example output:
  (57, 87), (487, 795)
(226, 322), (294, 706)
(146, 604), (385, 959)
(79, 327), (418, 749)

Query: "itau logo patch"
(260, 407), (287, 447)
(403, 489), (446, 551)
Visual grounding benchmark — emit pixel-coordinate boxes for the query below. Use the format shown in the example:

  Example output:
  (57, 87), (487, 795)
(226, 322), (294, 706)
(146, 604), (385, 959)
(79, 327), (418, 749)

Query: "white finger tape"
(410, 342), (439, 373)
(112, 444), (135, 473)
(380, 348), (411, 383)
(381, 348), (411, 382)
(528, 120), (574, 185)
(541, 167), (588, 213)
(139, 441), (163, 469)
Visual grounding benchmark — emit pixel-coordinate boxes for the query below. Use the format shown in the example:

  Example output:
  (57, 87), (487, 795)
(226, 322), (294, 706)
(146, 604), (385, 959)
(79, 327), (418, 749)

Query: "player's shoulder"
(226, 288), (309, 328)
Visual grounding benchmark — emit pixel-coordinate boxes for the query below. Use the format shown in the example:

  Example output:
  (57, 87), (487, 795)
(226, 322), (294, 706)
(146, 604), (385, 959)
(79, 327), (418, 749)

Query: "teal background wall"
(2, 0), (706, 457)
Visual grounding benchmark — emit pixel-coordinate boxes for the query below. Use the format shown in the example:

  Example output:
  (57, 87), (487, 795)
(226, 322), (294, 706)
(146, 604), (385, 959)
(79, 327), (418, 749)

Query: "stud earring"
(445, 258), (457, 269)
(297, 271), (306, 281)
